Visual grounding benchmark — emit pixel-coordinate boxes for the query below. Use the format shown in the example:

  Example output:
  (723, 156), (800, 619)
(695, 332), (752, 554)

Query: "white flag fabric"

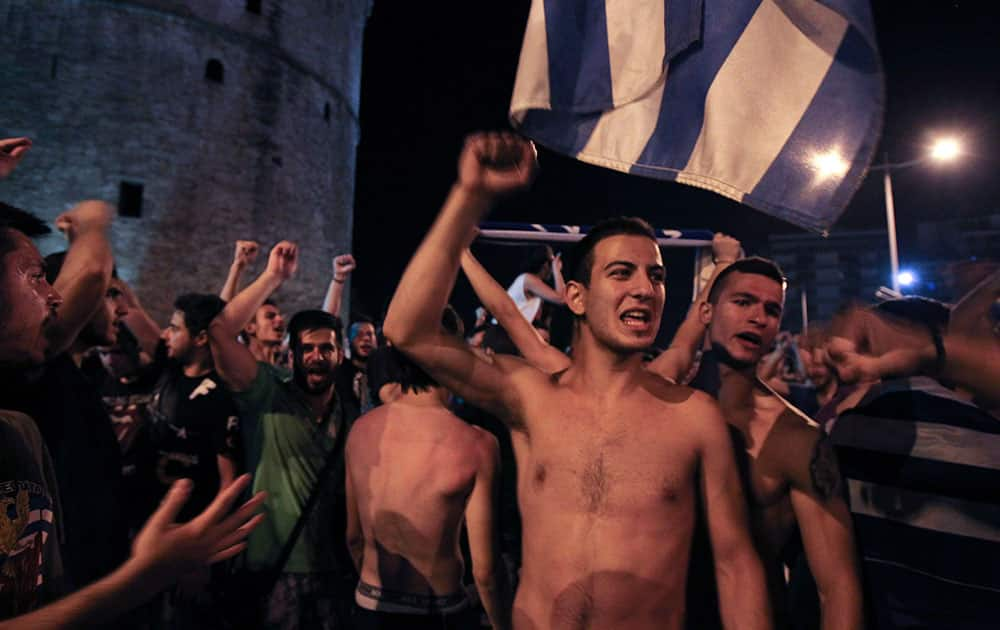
(510, 0), (885, 232)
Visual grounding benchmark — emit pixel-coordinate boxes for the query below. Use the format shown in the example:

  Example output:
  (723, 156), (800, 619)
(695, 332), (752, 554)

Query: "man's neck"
(69, 339), (90, 368)
(249, 338), (280, 365)
(351, 357), (367, 371)
(181, 352), (213, 379)
(568, 332), (646, 396)
(302, 385), (337, 420)
(717, 361), (759, 429)
(394, 387), (449, 409)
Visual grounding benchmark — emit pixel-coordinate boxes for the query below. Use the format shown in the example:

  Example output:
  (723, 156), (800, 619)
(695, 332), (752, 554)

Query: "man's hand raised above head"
(333, 254), (356, 281)
(0, 137), (32, 179)
(55, 200), (113, 242)
(265, 241), (298, 282)
(233, 240), (260, 269)
(457, 132), (537, 198)
(712, 233), (742, 264)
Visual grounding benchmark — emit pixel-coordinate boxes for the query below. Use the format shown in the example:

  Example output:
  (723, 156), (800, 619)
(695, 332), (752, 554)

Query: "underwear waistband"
(354, 581), (469, 615)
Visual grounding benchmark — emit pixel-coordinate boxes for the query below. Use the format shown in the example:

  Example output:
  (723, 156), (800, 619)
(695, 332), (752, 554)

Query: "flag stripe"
(510, 0), (552, 121)
(749, 24), (883, 228)
(544, 1), (613, 112)
(605, 1), (666, 107)
(833, 417), (1000, 471)
(679, 0), (847, 200)
(630, 0), (763, 176)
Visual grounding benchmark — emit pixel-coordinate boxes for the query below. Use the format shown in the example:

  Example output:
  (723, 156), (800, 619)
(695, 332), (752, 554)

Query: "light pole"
(868, 137), (962, 293)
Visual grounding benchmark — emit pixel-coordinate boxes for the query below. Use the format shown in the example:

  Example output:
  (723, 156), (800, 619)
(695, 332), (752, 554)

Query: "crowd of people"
(1, 131), (998, 630)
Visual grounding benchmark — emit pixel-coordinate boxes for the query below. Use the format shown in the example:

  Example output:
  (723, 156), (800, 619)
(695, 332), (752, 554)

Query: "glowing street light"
(896, 269), (917, 288)
(870, 135), (964, 292)
(930, 137), (961, 162)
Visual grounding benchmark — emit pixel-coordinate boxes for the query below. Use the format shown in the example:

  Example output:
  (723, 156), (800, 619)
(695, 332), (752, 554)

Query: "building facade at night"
(0, 0), (370, 320)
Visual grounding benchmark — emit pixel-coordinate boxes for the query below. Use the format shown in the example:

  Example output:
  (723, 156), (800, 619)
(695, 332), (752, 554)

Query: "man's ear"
(699, 300), (713, 326)
(565, 281), (587, 317)
(244, 321), (257, 337)
(194, 330), (209, 348)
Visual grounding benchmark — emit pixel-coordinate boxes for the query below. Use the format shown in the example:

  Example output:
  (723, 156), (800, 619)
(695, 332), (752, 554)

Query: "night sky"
(350, 1), (1000, 331)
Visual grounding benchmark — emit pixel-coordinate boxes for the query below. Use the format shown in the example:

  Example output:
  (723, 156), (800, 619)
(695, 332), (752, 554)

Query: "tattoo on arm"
(809, 434), (841, 501)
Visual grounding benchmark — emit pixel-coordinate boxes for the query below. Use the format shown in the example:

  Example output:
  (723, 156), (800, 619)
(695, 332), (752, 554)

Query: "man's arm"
(784, 425), (864, 630)
(45, 201), (116, 356)
(460, 248), (570, 374)
(648, 234), (740, 383)
(116, 279), (162, 358)
(466, 431), (512, 630)
(220, 240), (259, 302)
(0, 475), (264, 630)
(322, 254), (355, 315)
(522, 272), (564, 305)
(209, 241), (297, 392)
(383, 132), (537, 418)
(344, 441), (364, 574)
(696, 397), (772, 630)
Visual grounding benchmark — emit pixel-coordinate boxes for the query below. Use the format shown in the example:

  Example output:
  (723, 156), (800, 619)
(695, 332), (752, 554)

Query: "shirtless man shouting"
(695, 258), (864, 629)
(345, 309), (510, 630)
(383, 132), (770, 630)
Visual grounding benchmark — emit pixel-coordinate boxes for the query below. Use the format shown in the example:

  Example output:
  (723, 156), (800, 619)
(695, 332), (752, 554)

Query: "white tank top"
(506, 273), (542, 323)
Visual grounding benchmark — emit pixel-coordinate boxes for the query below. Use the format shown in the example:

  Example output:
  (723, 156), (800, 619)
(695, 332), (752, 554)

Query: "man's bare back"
(346, 399), (496, 596)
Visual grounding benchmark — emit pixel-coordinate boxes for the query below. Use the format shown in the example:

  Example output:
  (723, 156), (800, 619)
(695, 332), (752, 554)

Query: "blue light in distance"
(896, 269), (917, 287)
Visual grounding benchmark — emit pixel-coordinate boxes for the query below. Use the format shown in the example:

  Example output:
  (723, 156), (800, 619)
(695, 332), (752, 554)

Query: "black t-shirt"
(1, 355), (128, 590)
(147, 369), (241, 522)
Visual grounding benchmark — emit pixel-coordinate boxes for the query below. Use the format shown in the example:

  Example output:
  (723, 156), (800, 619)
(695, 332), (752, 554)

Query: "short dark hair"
(874, 297), (950, 333)
(708, 257), (787, 304)
(0, 202), (50, 258)
(566, 217), (657, 285)
(367, 306), (463, 396)
(520, 245), (554, 276)
(174, 293), (226, 337)
(287, 309), (344, 353)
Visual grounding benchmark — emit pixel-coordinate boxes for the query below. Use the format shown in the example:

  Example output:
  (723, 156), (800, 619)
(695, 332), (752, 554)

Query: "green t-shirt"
(234, 364), (346, 574)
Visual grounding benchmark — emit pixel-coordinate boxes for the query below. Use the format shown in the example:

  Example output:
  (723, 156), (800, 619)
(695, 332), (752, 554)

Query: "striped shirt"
(829, 377), (1000, 629)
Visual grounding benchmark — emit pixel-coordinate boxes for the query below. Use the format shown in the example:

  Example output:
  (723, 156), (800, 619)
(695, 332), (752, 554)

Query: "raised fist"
(712, 233), (741, 264)
(266, 241), (298, 281)
(333, 254), (356, 281)
(0, 137), (31, 179)
(457, 132), (537, 197)
(55, 200), (113, 241)
(233, 240), (260, 268)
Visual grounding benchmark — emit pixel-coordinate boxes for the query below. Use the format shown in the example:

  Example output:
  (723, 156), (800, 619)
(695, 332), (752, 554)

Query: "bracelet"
(333, 276), (346, 284)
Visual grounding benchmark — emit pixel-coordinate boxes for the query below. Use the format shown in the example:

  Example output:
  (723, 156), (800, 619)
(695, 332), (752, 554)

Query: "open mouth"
(735, 332), (762, 347)
(620, 309), (652, 330)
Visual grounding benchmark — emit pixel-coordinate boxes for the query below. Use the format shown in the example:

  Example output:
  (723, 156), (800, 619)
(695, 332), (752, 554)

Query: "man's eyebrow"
(603, 260), (637, 270)
(731, 291), (759, 300)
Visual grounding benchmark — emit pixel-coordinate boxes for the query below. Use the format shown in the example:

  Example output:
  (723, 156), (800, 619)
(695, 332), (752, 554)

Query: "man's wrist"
(452, 183), (496, 208)
(333, 275), (347, 284)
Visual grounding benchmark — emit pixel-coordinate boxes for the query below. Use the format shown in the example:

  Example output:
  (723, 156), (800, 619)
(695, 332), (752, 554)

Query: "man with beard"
(688, 258), (863, 629)
(0, 202), (265, 626)
(384, 132), (770, 630)
(336, 319), (378, 417)
(2, 201), (132, 593)
(209, 241), (357, 630)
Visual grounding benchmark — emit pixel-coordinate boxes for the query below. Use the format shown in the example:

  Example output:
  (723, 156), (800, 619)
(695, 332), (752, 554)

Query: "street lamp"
(869, 137), (962, 292)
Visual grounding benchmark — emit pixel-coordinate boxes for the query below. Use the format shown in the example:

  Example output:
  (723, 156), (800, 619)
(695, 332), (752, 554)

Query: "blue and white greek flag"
(510, 0), (885, 232)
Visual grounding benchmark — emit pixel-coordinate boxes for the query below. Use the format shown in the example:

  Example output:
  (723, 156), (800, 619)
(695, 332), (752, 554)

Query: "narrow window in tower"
(118, 182), (144, 218)
(324, 102), (331, 122)
(246, 0), (262, 14)
(205, 59), (225, 84)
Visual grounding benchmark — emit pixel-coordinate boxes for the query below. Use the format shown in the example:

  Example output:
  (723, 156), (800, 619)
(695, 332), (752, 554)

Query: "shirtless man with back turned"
(383, 132), (771, 630)
(346, 307), (510, 629)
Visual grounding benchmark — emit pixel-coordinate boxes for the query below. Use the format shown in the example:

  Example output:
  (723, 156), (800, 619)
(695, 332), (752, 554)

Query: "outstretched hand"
(129, 474), (265, 586)
(457, 132), (537, 197)
(0, 137), (31, 179)
(266, 241), (298, 281)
